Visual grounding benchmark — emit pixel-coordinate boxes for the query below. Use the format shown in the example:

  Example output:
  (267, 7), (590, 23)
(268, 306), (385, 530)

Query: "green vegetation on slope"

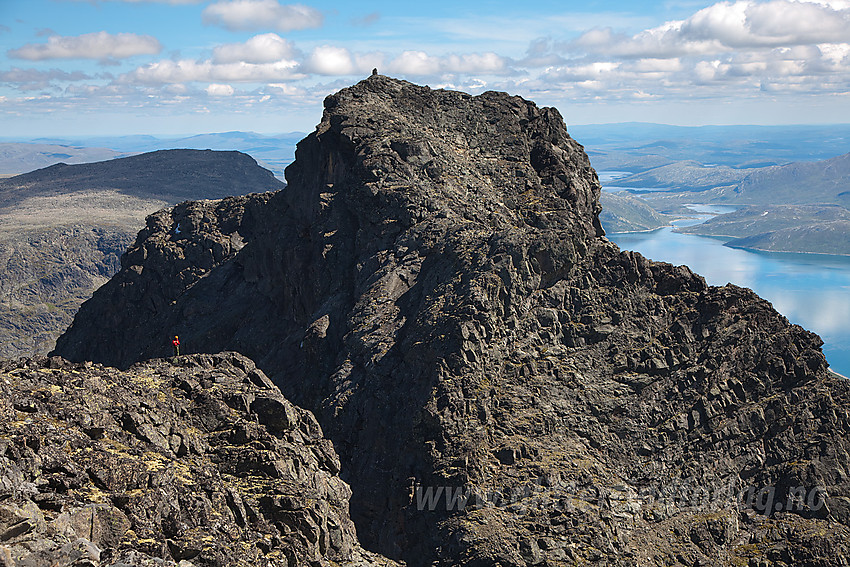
(599, 192), (671, 233)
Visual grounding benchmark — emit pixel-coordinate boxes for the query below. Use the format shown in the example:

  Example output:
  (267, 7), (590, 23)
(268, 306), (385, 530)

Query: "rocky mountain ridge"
(52, 76), (850, 565)
(0, 352), (397, 567)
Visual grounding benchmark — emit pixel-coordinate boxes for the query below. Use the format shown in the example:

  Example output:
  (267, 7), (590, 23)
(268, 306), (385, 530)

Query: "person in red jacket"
(172, 335), (180, 356)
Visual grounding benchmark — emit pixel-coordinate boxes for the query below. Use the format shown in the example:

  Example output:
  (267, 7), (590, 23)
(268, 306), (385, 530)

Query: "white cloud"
(213, 33), (299, 64)
(302, 46), (358, 75)
(632, 57), (684, 72)
(266, 82), (305, 95)
(297, 46), (512, 77)
(572, 0), (850, 59)
(8, 0), (850, 127)
(202, 0), (323, 32)
(206, 83), (235, 96)
(683, 0), (850, 47)
(385, 51), (513, 76)
(300, 46), (383, 75)
(8, 32), (162, 61)
(514, 0), (850, 103)
(121, 58), (303, 84)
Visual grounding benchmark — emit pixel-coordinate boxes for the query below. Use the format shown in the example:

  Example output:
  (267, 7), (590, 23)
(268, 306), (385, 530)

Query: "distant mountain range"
(0, 131), (305, 178)
(614, 151), (850, 206)
(7, 123), (850, 180)
(0, 143), (125, 176)
(3, 125), (848, 279)
(573, 122), (850, 171)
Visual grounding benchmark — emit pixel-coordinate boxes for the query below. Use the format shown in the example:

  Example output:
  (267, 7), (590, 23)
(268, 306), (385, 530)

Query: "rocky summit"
(52, 76), (850, 565)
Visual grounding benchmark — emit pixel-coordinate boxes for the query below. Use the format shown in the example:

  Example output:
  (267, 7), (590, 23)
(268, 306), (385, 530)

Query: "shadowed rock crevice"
(53, 76), (850, 566)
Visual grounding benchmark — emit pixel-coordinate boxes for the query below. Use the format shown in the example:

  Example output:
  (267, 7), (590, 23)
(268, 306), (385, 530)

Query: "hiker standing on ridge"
(172, 335), (180, 357)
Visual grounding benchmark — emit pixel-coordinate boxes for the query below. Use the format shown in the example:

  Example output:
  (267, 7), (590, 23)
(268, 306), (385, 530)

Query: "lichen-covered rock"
(0, 353), (397, 567)
(53, 76), (850, 565)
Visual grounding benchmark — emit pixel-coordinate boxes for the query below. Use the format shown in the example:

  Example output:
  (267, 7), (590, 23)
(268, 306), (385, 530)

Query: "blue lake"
(607, 213), (850, 378)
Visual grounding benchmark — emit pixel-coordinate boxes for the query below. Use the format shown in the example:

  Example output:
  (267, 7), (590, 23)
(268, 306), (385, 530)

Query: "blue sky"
(1, 0), (850, 136)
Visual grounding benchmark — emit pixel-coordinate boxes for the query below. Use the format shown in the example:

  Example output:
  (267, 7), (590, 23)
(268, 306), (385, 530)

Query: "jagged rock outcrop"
(0, 352), (397, 567)
(53, 76), (850, 565)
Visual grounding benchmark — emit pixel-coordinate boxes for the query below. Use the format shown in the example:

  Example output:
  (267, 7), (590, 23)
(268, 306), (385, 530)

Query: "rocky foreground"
(48, 76), (850, 565)
(0, 353), (397, 567)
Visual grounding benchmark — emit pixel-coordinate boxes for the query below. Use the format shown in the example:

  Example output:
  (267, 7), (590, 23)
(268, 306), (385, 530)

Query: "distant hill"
(726, 152), (850, 206)
(0, 148), (284, 207)
(599, 192), (671, 232)
(13, 131), (306, 178)
(0, 149), (285, 358)
(610, 160), (751, 192)
(676, 204), (850, 255)
(725, 221), (850, 255)
(621, 151), (850, 206)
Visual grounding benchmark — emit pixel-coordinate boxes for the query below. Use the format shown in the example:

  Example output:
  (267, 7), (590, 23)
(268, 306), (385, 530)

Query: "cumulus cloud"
(385, 51), (514, 76)
(202, 0), (323, 32)
(121, 58), (303, 84)
(516, 0), (850, 103)
(301, 46), (359, 75)
(206, 83), (235, 96)
(296, 47), (516, 77)
(265, 82), (305, 95)
(572, 0), (850, 58)
(300, 46), (383, 75)
(213, 33), (300, 64)
(13, 0), (849, 122)
(8, 32), (162, 61)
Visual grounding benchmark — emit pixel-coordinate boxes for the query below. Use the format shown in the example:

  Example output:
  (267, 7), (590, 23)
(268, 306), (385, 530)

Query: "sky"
(1, 0), (850, 137)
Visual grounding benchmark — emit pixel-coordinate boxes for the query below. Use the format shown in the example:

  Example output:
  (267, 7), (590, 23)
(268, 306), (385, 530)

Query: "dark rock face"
(53, 76), (850, 565)
(0, 352), (396, 567)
